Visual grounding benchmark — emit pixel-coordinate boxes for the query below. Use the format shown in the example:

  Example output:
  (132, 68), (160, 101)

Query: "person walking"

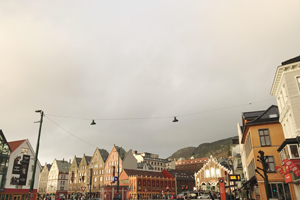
(209, 192), (215, 200)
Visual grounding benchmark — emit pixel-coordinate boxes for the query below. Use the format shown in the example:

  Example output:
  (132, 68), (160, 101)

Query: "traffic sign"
(81, 186), (86, 192)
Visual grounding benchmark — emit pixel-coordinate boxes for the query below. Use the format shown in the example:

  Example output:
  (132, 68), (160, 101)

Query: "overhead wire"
(44, 115), (98, 148)
(42, 98), (276, 146)
(46, 98), (275, 120)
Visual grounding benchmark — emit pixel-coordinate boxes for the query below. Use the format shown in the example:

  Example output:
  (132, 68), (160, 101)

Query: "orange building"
(119, 169), (176, 199)
(240, 105), (296, 200)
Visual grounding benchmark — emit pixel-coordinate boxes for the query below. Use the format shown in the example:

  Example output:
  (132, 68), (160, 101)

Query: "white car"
(197, 194), (210, 199)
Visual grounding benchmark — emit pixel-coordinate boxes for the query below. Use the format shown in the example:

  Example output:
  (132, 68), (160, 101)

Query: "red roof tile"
(8, 139), (26, 153)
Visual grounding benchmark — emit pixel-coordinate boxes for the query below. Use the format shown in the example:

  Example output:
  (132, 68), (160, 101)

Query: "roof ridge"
(8, 139), (27, 153)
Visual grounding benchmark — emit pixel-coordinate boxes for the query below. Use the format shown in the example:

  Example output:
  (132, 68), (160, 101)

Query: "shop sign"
(285, 173), (293, 183)
(283, 159), (300, 177)
(275, 166), (285, 177)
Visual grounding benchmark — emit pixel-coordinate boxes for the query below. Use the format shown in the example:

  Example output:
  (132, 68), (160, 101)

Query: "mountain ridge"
(168, 136), (236, 160)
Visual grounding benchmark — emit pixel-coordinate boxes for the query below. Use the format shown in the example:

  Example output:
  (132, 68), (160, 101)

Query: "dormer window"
(269, 114), (278, 118)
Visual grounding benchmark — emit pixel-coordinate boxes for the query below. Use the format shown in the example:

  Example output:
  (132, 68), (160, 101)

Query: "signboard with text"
(218, 178), (226, 200)
(11, 154), (30, 185)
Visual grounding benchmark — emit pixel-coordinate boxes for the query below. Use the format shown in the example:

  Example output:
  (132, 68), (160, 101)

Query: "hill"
(168, 136), (236, 160)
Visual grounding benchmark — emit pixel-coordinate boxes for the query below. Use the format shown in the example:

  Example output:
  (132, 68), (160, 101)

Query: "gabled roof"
(84, 155), (92, 166)
(8, 139), (26, 153)
(56, 160), (71, 173)
(137, 162), (154, 170)
(115, 146), (127, 160)
(98, 148), (109, 163)
(122, 168), (165, 178)
(245, 105), (279, 125)
(281, 55), (300, 65)
(75, 157), (82, 166)
(242, 111), (265, 120)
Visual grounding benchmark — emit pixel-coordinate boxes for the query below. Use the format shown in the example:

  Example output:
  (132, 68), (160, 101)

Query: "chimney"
(69, 159), (71, 164)
(134, 151), (137, 154)
(63, 158), (64, 162)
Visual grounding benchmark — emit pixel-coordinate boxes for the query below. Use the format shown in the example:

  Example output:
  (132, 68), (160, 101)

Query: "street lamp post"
(29, 110), (44, 199)
(90, 164), (93, 200)
(117, 147), (121, 200)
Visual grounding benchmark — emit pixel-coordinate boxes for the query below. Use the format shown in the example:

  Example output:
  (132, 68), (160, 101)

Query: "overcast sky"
(1, 1), (300, 165)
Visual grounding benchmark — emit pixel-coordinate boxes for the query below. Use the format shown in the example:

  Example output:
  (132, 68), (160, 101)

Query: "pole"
(117, 147), (120, 200)
(90, 167), (92, 199)
(30, 110), (44, 198)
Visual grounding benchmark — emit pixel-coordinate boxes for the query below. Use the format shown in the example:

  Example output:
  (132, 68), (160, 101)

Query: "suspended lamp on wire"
(91, 120), (96, 125)
(173, 117), (178, 122)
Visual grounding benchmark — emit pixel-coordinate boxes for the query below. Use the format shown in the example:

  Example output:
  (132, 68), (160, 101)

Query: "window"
(297, 77), (300, 90)
(290, 144), (299, 158)
(259, 129), (271, 146)
(265, 156), (275, 172)
(21, 148), (28, 154)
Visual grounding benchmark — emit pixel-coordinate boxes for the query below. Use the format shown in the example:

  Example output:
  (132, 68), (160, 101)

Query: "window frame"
(265, 156), (276, 173)
(259, 129), (272, 147)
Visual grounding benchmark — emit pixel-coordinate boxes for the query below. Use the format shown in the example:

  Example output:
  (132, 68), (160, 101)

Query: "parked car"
(176, 194), (185, 200)
(197, 194), (210, 199)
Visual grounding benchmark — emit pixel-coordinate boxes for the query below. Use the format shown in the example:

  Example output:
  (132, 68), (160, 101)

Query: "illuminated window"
(205, 169), (210, 178)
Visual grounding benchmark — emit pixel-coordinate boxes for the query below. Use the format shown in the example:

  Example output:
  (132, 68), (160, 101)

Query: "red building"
(119, 169), (176, 199)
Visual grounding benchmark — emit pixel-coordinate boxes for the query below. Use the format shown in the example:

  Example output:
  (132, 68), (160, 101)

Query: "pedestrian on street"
(209, 192), (214, 200)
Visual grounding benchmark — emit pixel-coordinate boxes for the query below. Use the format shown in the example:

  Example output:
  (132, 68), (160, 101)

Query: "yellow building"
(240, 105), (296, 200)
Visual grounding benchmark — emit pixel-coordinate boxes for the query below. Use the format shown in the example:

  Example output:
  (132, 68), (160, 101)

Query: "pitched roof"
(123, 169), (165, 178)
(75, 157), (82, 166)
(137, 162), (154, 170)
(246, 105), (279, 125)
(281, 55), (300, 65)
(115, 146), (127, 160)
(84, 155), (92, 166)
(56, 160), (71, 173)
(98, 148), (109, 163)
(242, 110), (265, 120)
(167, 170), (194, 181)
(8, 139), (26, 153)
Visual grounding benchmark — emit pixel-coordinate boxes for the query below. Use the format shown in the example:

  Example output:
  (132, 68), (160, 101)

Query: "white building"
(6, 139), (42, 197)
(47, 159), (71, 198)
(271, 55), (300, 199)
(133, 151), (167, 172)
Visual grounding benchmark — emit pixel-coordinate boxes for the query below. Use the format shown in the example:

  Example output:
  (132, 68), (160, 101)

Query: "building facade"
(47, 159), (70, 198)
(0, 130), (10, 193)
(1, 139), (42, 200)
(271, 55), (300, 199)
(89, 148), (109, 198)
(133, 151), (167, 172)
(119, 169), (176, 199)
(37, 163), (51, 198)
(194, 156), (231, 193)
(68, 156), (82, 198)
(240, 105), (295, 200)
(104, 145), (126, 186)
